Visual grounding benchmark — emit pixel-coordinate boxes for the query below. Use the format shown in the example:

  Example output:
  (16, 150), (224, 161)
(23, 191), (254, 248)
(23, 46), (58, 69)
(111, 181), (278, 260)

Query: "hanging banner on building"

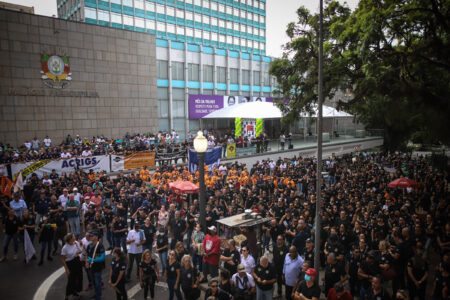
(111, 151), (156, 171)
(188, 94), (273, 119)
(10, 156), (111, 179)
(226, 143), (236, 158)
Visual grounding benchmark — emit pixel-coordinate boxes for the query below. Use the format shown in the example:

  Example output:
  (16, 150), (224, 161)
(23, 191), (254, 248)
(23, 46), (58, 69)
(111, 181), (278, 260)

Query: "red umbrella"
(388, 177), (418, 189)
(169, 181), (199, 194)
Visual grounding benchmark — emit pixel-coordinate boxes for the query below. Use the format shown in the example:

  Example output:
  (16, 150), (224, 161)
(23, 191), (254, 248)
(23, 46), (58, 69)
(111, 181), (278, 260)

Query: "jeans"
(167, 277), (183, 300)
(68, 216), (81, 237)
(114, 236), (127, 254)
(92, 270), (103, 300)
(193, 253), (203, 271)
(126, 252), (142, 279)
(158, 251), (168, 275)
(3, 233), (19, 256)
(256, 286), (273, 300)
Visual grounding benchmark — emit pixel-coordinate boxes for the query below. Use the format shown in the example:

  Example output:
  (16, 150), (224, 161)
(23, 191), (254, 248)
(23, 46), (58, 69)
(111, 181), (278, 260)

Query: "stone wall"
(0, 9), (158, 146)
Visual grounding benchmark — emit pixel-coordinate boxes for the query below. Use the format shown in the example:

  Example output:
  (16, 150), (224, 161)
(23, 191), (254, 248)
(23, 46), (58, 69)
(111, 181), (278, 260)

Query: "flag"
(14, 172), (24, 193)
(226, 143), (236, 158)
(24, 230), (36, 263)
(188, 146), (222, 173)
(0, 176), (14, 198)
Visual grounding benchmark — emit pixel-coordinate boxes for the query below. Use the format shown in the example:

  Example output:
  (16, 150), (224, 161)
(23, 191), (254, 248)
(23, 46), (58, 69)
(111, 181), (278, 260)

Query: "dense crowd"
(0, 151), (449, 300)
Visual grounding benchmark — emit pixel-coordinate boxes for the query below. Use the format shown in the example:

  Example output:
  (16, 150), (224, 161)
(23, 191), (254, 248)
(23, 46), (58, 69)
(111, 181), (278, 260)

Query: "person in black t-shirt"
(293, 268), (321, 300)
(180, 255), (200, 300)
(112, 215), (128, 254)
(143, 217), (156, 251)
(166, 250), (183, 300)
(38, 215), (54, 266)
(171, 210), (187, 249)
(139, 249), (159, 300)
(252, 256), (276, 299)
(86, 231), (106, 300)
(156, 227), (169, 275)
(324, 252), (347, 295)
(103, 206), (114, 250)
(0, 209), (21, 262)
(221, 239), (241, 275)
(272, 235), (288, 297)
(52, 209), (68, 255)
(109, 248), (127, 300)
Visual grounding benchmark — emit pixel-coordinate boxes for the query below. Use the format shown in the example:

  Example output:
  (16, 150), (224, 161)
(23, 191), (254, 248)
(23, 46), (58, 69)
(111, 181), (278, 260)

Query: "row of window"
(158, 61), (271, 85)
(85, 8), (266, 49)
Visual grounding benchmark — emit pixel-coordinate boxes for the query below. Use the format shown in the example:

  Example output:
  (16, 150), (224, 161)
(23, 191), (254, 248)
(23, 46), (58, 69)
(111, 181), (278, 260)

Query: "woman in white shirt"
(240, 246), (256, 275)
(61, 233), (83, 300)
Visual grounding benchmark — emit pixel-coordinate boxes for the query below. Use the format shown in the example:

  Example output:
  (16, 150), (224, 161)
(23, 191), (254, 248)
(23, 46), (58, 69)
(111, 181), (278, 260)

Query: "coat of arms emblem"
(40, 53), (72, 89)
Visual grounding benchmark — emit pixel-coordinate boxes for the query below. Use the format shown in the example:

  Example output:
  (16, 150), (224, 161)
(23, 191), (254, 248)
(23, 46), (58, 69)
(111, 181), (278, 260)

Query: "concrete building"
(0, 9), (158, 146)
(0, 1), (34, 14)
(57, 0), (276, 139)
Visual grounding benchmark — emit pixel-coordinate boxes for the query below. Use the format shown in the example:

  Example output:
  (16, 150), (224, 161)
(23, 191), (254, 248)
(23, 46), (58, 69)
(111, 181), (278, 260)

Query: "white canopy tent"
(299, 104), (353, 118)
(202, 101), (283, 119)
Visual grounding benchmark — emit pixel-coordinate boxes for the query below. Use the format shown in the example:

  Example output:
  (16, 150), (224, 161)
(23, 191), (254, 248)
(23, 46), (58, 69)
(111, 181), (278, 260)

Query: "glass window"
(173, 88), (184, 101)
(123, 15), (133, 26)
(194, 0), (201, 6)
(230, 68), (239, 84)
(253, 70), (260, 85)
(202, 0), (209, 9)
(261, 16), (265, 24)
(185, 0), (193, 4)
(248, 12), (253, 22)
(176, 26), (184, 35)
(203, 31), (211, 40)
(111, 0), (121, 4)
(226, 21), (232, 29)
(135, 0), (144, 10)
(195, 29), (202, 38)
(219, 4), (225, 12)
(211, 1), (217, 11)
(203, 65), (213, 82)
(146, 19), (155, 29)
(158, 88), (169, 118)
(98, 10), (109, 21)
(172, 62), (185, 80)
(240, 10), (246, 18)
(242, 70), (250, 85)
(218, 19), (225, 28)
(194, 13), (202, 23)
(233, 22), (239, 31)
(156, 4), (164, 14)
(240, 38), (245, 46)
(157, 60), (168, 79)
(145, 1), (155, 12)
(226, 35), (232, 44)
(203, 15), (210, 24)
(176, 9), (184, 18)
(157, 22), (165, 31)
(219, 34), (225, 43)
(188, 63), (200, 81)
(217, 66), (226, 83)
(166, 6), (175, 17)
(211, 17), (218, 26)
(263, 71), (270, 86)
(173, 102), (185, 118)
(211, 32), (218, 41)
(85, 7), (96, 19)
(135, 17), (145, 28)
(111, 12), (121, 23)
(123, 0), (132, 7)
(186, 11), (193, 20)
(186, 28), (194, 36)
(167, 24), (175, 33)
(233, 7), (239, 16)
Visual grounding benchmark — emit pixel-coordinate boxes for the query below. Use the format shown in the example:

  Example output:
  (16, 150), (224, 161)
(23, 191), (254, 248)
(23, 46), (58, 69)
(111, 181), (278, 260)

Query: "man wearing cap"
(86, 231), (106, 300)
(202, 225), (221, 280)
(283, 246), (304, 300)
(253, 255), (276, 300)
(232, 264), (256, 300)
(293, 268), (321, 300)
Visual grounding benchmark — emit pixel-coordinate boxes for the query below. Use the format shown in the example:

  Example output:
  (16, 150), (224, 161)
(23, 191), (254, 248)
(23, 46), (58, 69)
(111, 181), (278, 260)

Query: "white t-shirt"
(61, 241), (81, 261)
(80, 237), (91, 260)
(59, 194), (69, 208)
(44, 138), (52, 147)
(240, 254), (256, 274)
(127, 229), (145, 254)
(61, 152), (72, 158)
(81, 150), (92, 157)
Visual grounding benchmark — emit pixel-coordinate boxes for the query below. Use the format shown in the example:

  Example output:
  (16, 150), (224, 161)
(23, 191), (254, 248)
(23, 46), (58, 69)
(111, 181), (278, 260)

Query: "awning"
(202, 101), (282, 119)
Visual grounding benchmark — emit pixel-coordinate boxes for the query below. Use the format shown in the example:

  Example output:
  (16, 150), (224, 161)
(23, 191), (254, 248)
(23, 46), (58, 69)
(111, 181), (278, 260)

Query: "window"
(203, 65), (213, 82)
(186, 11), (193, 20)
(166, 6), (175, 17)
(203, 15), (210, 24)
(263, 71), (270, 86)
(157, 22), (165, 31)
(123, 0), (132, 6)
(240, 10), (246, 18)
(261, 16), (265, 24)
(85, 7), (96, 19)
(226, 35), (232, 44)
(135, 17), (145, 28)
(98, 10), (109, 22)
(157, 60), (168, 79)
(167, 24), (175, 34)
(173, 88), (185, 118)
(111, 0), (121, 4)
(176, 9), (184, 18)
(226, 21), (232, 29)
(156, 4), (164, 14)
(219, 4), (225, 12)
(233, 22), (239, 31)
(230, 68), (239, 84)
(211, 32), (218, 41)
(146, 19), (155, 30)
(158, 88), (169, 118)
(188, 63), (200, 81)
(194, 29), (202, 38)
(217, 66), (226, 83)
(226, 5), (232, 15)
(211, 1), (217, 11)
(218, 19), (225, 28)
(145, 1), (155, 12)
(176, 26), (184, 35)
(172, 62), (185, 80)
(194, 0), (201, 6)
(211, 17), (218, 26)
(253, 71), (260, 85)
(219, 34), (225, 43)
(203, 31), (211, 40)
(111, 12), (121, 23)
(242, 70), (250, 85)
(186, 28), (194, 36)
(202, 0), (210, 9)
(135, 0), (144, 10)
(248, 12), (253, 22)
(123, 15), (133, 26)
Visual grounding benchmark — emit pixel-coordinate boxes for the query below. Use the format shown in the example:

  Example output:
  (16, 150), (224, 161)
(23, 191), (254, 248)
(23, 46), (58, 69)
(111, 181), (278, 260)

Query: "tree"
(270, 0), (450, 150)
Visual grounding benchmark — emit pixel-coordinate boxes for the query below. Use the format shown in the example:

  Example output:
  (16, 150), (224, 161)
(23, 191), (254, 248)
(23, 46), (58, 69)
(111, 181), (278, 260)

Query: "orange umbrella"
(169, 181), (199, 194)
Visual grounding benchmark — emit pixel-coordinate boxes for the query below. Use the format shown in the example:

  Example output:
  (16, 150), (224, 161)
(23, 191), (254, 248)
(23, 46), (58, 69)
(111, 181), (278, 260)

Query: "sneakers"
(13, 254), (18, 261)
(0, 257), (6, 262)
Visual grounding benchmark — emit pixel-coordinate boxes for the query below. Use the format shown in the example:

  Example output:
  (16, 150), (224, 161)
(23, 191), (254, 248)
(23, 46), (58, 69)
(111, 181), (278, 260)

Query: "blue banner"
(188, 146), (222, 173)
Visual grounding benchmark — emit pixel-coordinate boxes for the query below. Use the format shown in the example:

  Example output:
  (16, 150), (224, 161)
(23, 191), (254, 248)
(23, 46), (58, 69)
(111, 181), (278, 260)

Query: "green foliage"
(270, 0), (450, 150)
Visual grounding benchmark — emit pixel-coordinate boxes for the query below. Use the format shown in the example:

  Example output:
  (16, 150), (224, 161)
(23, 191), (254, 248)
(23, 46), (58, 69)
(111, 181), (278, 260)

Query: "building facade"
(0, 9), (158, 146)
(58, 0), (276, 139)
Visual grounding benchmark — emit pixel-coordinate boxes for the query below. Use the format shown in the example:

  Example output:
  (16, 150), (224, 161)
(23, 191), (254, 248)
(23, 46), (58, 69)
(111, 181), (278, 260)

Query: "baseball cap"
(208, 225), (217, 232)
(237, 264), (245, 271)
(305, 268), (317, 277)
(73, 187), (78, 191)
(306, 238), (313, 243)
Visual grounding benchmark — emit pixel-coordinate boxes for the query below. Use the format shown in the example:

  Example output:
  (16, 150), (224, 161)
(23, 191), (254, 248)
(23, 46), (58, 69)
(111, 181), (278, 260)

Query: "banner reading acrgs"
(10, 155), (111, 180)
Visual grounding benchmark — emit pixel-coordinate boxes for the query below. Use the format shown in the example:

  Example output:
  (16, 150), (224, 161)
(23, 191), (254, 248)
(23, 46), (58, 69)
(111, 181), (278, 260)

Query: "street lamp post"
(193, 131), (208, 230)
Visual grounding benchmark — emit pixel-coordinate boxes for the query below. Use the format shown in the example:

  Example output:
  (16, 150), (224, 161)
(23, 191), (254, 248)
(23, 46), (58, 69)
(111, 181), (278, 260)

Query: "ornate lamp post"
(193, 131), (208, 230)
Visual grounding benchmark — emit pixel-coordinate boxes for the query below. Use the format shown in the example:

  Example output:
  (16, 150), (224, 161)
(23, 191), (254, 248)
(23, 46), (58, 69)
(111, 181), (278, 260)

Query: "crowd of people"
(0, 151), (449, 300)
